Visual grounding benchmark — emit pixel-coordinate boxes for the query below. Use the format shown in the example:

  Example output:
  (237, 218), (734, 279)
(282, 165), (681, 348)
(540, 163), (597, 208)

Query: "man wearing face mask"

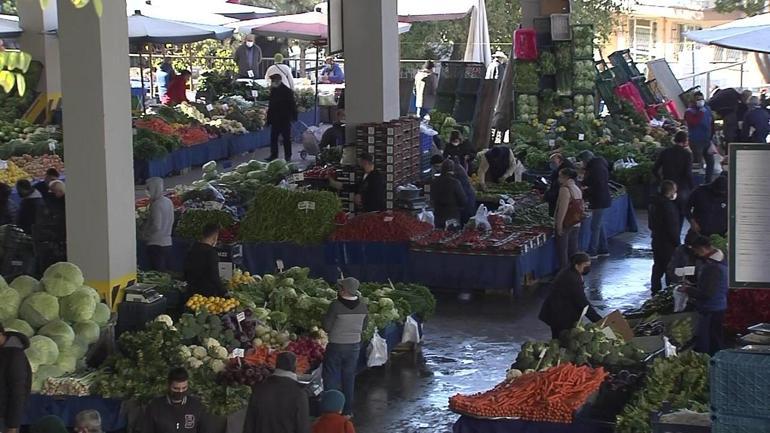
(688, 235), (728, 355)
(539, 252), (602, 339)
(266, 73), (298, 161)
(234, 34), (263, 79)
(684, 92), (715, 182)
(649, 180), (682, 294)
(143, 368), (208, 433)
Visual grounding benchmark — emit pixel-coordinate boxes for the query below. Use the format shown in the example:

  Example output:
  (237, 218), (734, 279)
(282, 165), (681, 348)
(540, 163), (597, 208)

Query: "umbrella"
(241, 11), (411, 41)
(127, 11), (234, 44)
(463, 0), (491, 65)
(0, 14), (22, 39)
(397, 0), (474, 22)
(685, 13), (770, 54)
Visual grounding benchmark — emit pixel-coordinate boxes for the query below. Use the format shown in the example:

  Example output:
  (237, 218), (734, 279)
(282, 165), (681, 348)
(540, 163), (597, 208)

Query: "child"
(313, 390), (356, 433)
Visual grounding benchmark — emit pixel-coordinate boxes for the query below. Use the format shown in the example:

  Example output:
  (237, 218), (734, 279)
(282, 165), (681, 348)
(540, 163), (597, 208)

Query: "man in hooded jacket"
(243, 352), (310, 433)
(141, 177), (174, 272)
(0, 324), (32, 433)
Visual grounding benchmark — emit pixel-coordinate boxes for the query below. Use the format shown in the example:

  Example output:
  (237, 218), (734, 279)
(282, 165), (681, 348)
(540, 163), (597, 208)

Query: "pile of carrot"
(449, 363), (607, 423)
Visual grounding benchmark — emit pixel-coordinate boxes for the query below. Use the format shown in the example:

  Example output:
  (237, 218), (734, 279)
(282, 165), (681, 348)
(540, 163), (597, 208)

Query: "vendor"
(328, 153), (386, 213)
(475, 146), (520, 191)
(164, 70), (191, 105)
(183, 223), (226, 298)
(320, 56), (344, 84)
(539, 252), (602, 339)
(143, 368), (208, 433)
(431, 159), (467, 229)
(689, 235), (728, 355)
(443, 130), (474, 169)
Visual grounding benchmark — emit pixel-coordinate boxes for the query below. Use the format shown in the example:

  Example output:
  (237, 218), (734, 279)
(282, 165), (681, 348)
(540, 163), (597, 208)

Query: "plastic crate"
(550, 14), (571, 41)
(0, 225), (35, 279)
(712, 414), (770, 433)
(608, 49), (643, 83)
(514, 28), (538, 60)
(634, 77), (658, 105)
(711, 350), (770, 420)
(615, 82), (647, 117)
(533, 17), (552, 48)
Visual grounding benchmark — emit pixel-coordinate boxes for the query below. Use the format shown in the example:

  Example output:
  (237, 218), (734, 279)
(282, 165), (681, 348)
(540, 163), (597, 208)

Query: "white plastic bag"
(673, 287), (689, 313)
(713, 153), (724, 176)
(512, 159), (527, 182)
(417, 207), (435, 227)
(473, 204), (491, 231)
(367, 332), (388, 367)
(497, 198), (516, 216)
(401, 316), (422, 344)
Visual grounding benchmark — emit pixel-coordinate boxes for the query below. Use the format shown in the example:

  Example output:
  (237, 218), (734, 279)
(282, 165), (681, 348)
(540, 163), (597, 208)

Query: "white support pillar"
(342, 0), (400, 126)
(57, 0), (136, 304)
(17, 0), (60, 95)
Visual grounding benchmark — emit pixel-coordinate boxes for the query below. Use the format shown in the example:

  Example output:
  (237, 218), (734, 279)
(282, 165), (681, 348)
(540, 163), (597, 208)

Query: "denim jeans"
(695, 310), (724, 355)
(588, 208), (608, 255)
(323, 343), (361, 415)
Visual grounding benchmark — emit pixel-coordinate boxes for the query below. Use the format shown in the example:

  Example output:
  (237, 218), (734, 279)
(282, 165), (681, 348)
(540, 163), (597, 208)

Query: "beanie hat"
(275, 351), (296, 373)
(577, 150), (594, 162)
(337, 277), (360, 296)
(319, 390), (346, 413)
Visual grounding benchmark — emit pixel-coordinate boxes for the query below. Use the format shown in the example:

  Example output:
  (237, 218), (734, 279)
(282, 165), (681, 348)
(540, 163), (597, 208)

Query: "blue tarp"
(23, 395), (126, 431)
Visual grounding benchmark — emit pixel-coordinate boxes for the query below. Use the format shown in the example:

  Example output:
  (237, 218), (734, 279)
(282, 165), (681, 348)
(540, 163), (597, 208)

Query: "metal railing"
(676, 60), (746, 92)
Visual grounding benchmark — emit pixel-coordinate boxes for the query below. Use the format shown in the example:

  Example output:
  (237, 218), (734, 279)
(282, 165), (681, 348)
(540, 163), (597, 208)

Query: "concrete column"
(57, 0), (136, 304)
(342, 0), (399, 127)
(17, 0), (60, 95)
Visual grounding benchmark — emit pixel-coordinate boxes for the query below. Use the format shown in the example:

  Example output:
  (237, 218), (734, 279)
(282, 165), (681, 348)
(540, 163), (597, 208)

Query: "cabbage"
(55, 346), (81, 373)
(79, 286), (101, 304)
(32, 365), (64, 392)
(0, 275), (8, 290)
(60, 288), (97, 323)
(10, 275), (40, 300)
(70, 339), (89, 358)
(41, 262), (85, 297)
(92, 303), (111, 325)
(19, 292), (60, 328)
(73, 321), (100, 345)
(0, 286), (21, 321)
(38, 320), (75, 349)
(26, 335), (60, 366)
(4, 318), (34, 337)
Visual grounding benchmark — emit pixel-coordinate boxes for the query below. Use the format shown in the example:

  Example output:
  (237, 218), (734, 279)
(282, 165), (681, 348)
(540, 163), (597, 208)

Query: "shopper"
(164, 70), (191, 105)
(320, 57), (345, 84)
(687, 175), (728, 237)
(545, 153), (575, 216)
(183, 223), (226, 298)
(475, 146), (519, 190)
(554, 168), (583, 270)
(414, 60), (438, 119)
(539, 252), (603, 339)
(15, 179), (44, 235)
(312, 390), (355, 433)
(74, 410), (103, 433)
(684, 91), (715, 182)
(577, 150), (611, 259)
(667, 230), (700, 287)
(29, 416), (67, 433)
(0, 183), (17, 226)
(688, 236), (728, 355)
(143, 368), (207, 433)
(0, 323), (31, 433)
(35, 180), (67, 272)
(741, 96), (770, 143)
(266, 73), (298, 162)
(653, 130), (693, 225)
(156, 58), (175, 102)
(141, 177), (174, 272)
(34, 168), (60, 199)
(354, 153), (386, 213)
(649, 180), (682, 294)
(323, 277), (368, 417)
(451, 160), (476, 225)
(430, 159), (467, 229)
(234, 34), (263, 79)
(264, 53), (295, 90)
(485, 51), (508, 80)
(244, 352), (309, 433)
(443, 130), (474, 170)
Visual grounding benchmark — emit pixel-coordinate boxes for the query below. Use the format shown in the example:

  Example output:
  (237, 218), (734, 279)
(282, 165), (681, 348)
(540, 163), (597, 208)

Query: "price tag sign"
(251, 90), (259, 98)
(291, 173), (305, 182)
(206, 104), (214, 112)
(221, 103), (229, 111)
(247, 70), (255, 78)
(276, 259), (284, 272)
(0, 160), (8, 170)
(297, 201), (316, 211)
(578, 133), (585, 141)
(230, 348), (245, 358)
(548, 139), (555, 148)
(236, 312), (246, 322)
(383, 216), (394, 222)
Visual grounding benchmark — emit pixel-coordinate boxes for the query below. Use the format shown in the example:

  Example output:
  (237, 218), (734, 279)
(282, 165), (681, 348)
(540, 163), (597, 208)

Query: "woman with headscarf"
(75, 410), (103, 433)
(451, 158), (476, 225)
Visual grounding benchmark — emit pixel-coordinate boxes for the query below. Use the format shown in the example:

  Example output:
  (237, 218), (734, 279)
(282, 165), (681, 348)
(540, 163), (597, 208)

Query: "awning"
(0, 14), (21, 39)
(127, 11), (234, 44)
(685, 13), (770, 54)
(397, 0), (474, 22)
(239, 11), (411, 41)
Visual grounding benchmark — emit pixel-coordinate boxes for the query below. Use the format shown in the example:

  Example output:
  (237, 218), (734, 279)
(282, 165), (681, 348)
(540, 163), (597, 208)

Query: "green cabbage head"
(60, 288), (97, 323)
(19, 292), (60, 329)
(10, 275), (40, 300)
(26, 335), (60, 366)
(92, 303), (111, 325)
(38, 320), (75, 349)
(0, 286), (21, 321)
(73, 321), (100, 345)
(4, 318), (34, 337)
(55, 345), (81, 373)
(41, 262), (85, 297)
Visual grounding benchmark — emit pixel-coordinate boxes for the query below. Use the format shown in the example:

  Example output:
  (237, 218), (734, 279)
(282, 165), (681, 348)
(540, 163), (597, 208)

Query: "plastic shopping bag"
(673, 287), (689, 313)
(401, 316), (422, 344)
(498, 198), (516, 216)
(472, 204), (491, 231)
(367, 332), (388, 367)
(417, 207), (435, 227)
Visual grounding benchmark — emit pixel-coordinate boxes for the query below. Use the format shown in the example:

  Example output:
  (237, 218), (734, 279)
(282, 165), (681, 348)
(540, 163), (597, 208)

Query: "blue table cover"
(23, 395), (125, 431)
(453, 416), (613, 433)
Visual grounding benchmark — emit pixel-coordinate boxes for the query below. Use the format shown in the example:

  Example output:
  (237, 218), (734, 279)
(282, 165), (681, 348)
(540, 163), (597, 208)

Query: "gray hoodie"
(143, 177), (174, 247)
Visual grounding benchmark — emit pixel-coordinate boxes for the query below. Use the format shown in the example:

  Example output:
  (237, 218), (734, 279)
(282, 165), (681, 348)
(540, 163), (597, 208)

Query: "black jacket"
(545, 160), (575, 214)
(653, 146), (693, 192)
(183, 242), (226, 298)
(35, 196), (67, 243)
(319, 123), (345, 148)
(243, 374), (310, 433)
(430, 174), (466, 228)
(266, 84), (298, 127)
(357, 170), (387, 213)
(688, 179), (728, 237)
(443, 140), (474, 162)
(539, 268), (601, 333)
(0, 332), (31, 429)
(583, 157), (611, 210)
(17, 192), (44, 235)
(649, 195), (681, 246)
(143, 395), (207, 433)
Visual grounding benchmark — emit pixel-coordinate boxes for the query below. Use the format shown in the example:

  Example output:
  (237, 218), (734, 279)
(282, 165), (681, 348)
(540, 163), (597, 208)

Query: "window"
(631, 19), (656, 61)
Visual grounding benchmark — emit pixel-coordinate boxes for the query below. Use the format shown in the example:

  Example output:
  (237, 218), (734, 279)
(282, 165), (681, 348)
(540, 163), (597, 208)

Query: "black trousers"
(270, 122), (292, 160)
(147, 245), (172, 272)
(695, 310), (725, 355)
(651, 239), (676, 293)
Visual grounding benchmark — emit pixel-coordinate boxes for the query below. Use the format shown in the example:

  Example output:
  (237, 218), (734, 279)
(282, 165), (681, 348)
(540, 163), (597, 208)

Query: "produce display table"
(23, 395), (125, 431)
(453, 416), (614, 433)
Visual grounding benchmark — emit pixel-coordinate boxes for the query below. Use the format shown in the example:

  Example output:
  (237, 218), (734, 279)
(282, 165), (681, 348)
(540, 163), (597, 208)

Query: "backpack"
(563, 187), (587, 228)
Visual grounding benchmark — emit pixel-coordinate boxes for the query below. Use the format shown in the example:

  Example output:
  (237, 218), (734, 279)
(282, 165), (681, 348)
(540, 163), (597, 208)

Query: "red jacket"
(164, 75), (188, 105)
(312, 414), (355, 433)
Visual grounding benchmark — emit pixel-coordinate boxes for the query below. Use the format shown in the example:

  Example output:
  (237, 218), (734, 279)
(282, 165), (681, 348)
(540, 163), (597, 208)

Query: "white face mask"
(271, 81), (281, 88)
(696, 100), (705, 108)
(246, 41), (254, 48)
(671, 193), (678, 201)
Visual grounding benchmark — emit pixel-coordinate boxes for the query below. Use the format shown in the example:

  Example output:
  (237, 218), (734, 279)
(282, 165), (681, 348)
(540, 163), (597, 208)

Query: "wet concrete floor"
(352, 212), (653, 433)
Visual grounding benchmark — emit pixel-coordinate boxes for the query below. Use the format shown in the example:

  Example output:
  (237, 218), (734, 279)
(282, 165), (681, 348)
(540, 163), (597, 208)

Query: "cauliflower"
(191, 346), (207, 360)
(187, 358), (204, 369)
(179, 346), (192, 359)
(155, 315), (174, 328)
(202, 337), (221, 350)
(210, 359), (225, 373)
(212, 346), (229, 360)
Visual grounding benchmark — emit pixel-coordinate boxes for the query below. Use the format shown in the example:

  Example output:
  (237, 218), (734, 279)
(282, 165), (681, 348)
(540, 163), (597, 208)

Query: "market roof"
(685, 13), (770, 54)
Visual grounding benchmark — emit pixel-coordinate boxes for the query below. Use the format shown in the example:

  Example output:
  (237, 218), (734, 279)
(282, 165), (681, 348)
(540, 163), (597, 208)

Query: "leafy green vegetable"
(41, 262), (85, 298)
(19, 292), (60, 329)
(4, 318), (34, 337)
(0, 286), (20, 321)
(60, 288), (97, 323)
(175, 209), (237, 240)
(26, 335), (60, 366)
(133, 127), (181, 161)
(10, 275), (40, 300)
(38, 320), (75, 349)
(513, 61), (539, 94)
(539, 51), (556, 75)
(92, 303), (111, 325)
(73, 321), (100, 346)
